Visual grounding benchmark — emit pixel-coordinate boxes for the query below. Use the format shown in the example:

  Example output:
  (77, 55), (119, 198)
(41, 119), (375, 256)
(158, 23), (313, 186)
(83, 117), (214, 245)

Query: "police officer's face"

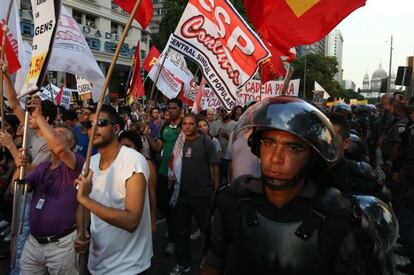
(259, 130), (312, 180)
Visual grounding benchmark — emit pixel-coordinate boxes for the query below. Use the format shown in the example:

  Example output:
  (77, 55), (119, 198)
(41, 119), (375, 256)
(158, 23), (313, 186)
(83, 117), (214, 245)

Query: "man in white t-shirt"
(75, 105), (152, 275)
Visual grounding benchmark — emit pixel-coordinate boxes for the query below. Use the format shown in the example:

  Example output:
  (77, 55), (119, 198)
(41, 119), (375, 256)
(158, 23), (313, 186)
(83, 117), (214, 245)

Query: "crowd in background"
(0, 56), (414, 274)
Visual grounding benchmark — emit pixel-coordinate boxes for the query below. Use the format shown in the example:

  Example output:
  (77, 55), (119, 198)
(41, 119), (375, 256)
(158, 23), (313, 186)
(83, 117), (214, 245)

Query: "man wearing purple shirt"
(15, 97), (84, 275)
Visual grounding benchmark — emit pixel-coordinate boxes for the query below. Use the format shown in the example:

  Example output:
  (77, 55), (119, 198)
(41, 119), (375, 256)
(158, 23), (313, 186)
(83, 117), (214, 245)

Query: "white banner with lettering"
(200, 79), (300, 109)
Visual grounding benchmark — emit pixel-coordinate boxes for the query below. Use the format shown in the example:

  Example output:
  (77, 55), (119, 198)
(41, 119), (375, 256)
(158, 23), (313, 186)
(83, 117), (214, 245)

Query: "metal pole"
(78, 0), (144, 273)
(10, 97), (31, 268)
(387, 35), (393, 92)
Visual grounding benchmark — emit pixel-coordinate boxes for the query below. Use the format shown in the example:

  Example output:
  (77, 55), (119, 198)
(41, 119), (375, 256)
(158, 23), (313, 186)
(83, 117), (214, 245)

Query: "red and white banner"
(169, 0), (271, 111)
(148, 42), (193, 99)
(40, 83), (72, 109)
(200, 79), (300, 109)
(0, 0), (29, 92)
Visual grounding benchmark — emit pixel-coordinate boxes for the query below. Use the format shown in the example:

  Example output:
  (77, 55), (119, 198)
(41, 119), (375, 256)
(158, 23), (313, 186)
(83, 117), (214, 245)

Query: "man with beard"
(201, 97), (396, 275)
(74, 105), (152, 274)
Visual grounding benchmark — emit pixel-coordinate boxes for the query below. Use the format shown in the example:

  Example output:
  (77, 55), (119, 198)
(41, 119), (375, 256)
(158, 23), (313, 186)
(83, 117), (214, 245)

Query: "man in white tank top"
(75, 105), (152, 275)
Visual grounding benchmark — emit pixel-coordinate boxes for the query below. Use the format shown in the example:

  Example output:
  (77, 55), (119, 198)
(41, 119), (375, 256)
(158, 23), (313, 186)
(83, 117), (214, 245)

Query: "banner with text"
(40, 83), (72, 109)
(48, 7), (105, 102)
(200, 79), (300, 109)
(21, 0), (61, 96)
(169, 0), (271, 111)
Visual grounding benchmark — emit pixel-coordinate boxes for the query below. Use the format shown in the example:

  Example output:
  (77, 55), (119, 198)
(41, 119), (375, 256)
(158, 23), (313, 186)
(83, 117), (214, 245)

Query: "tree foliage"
(291, 54), (341, 100)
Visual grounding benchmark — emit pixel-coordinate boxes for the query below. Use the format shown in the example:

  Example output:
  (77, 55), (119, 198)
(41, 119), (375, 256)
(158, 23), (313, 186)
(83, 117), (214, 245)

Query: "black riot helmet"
(236, 97), (338, 190)
(237, 97), (338, 163)
(355, 196), (398, 252)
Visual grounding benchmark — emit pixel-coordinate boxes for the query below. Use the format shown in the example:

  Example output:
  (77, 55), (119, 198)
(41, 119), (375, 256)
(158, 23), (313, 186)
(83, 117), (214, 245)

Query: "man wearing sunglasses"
(74, 105), (152, 275)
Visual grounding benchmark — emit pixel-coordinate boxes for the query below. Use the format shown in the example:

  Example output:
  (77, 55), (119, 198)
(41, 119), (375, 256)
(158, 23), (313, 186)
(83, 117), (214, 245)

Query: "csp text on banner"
(169, 0), (271, 111)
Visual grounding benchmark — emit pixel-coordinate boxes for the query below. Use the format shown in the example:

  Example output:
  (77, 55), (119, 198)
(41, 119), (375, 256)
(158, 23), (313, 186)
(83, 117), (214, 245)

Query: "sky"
(337, 0), (414, 89)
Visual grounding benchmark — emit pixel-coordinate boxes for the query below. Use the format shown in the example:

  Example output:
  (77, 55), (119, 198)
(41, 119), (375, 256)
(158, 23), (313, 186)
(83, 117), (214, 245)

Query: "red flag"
(129, 42), (145, 99)
(113, 0), (153, 29)
(192, 77), (206, 114)
(244, 0), (365, 69)
(142, 46), (160, 72)
(55, 86), (63, 105)
(0, 21), (21, 74)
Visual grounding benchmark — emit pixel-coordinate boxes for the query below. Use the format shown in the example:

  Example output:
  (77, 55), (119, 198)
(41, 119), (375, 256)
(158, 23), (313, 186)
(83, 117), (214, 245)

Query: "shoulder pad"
(313, 186), (355, 220)
(348, 161), (376, 180)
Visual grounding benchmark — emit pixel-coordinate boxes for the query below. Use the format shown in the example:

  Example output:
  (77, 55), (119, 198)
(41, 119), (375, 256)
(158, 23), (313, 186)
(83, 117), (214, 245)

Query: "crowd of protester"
(0, 56), (413, 274)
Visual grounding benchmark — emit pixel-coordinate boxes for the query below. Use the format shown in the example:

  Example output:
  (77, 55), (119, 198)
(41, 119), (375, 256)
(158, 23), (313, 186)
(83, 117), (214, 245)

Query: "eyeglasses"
(85, 118), (115, 129)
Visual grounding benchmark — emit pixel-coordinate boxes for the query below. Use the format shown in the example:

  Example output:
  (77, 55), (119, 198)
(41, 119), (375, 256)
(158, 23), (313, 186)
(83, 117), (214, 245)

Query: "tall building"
(296, 38), (326, 57)
(325, 29), (343, 83)
(150, 0), (165, 34)
(18, 0), (151, 98)
(362, 72), (370, 90)
(342, 79), (356, 91)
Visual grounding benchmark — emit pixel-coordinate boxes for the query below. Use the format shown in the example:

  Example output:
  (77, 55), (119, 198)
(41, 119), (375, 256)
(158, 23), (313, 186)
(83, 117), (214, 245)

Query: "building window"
(20, 0), (31, 10)
(21, 22), (34, 36)
(111, 1), (119, 10)
(85, 14), (97, 28)
(111, 22), (119, 36)
(72, 10), (83, 24)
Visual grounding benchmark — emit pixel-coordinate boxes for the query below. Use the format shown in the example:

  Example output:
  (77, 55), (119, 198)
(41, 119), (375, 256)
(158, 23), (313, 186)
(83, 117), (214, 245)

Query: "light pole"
(387, 35), (393, 92)
(303, 47), (307, 99)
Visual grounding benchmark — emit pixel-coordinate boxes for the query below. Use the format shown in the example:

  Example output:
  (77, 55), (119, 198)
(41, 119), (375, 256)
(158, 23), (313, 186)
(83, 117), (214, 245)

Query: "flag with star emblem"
(244, 0), (365, 75)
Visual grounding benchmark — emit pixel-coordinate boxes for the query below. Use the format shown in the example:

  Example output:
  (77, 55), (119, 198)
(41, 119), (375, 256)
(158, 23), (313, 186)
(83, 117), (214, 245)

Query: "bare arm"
(1, 60), (25, 122)
(76, 171), (147, 233)
(30, 97), (76, 170)
(145, 132), (163, 152)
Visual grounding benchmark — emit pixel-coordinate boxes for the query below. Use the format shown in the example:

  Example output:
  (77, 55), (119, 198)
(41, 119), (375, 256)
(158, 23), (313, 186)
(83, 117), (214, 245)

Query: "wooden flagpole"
(281, 64), (294, 96)
(78, 0), (143, 273)
(145, 47), (170, 118)
(0, 0), (15, 134)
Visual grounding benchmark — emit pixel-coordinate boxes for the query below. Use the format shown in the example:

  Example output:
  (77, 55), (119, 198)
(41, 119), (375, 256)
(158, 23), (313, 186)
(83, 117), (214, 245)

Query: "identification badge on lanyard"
(36, 198), (45, 210)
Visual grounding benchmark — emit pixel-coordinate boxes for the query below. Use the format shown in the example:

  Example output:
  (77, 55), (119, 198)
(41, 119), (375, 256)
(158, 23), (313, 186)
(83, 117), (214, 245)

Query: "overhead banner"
(148, 44), (193, 99)
(21, 0), (61, 96)
(200, 79), (300, 109)
(169, 0), (271, 111)
(48, 7), (104, 102)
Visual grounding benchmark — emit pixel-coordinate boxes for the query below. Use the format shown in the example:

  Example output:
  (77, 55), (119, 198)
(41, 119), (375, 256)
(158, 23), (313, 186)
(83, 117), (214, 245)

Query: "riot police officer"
(201, 97), (396, 275)
(327, 112), (391, 203)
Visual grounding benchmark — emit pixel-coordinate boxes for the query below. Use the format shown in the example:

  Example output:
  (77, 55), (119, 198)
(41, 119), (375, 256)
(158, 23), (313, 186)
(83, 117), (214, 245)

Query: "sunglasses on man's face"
(85, 118), (115, 129)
